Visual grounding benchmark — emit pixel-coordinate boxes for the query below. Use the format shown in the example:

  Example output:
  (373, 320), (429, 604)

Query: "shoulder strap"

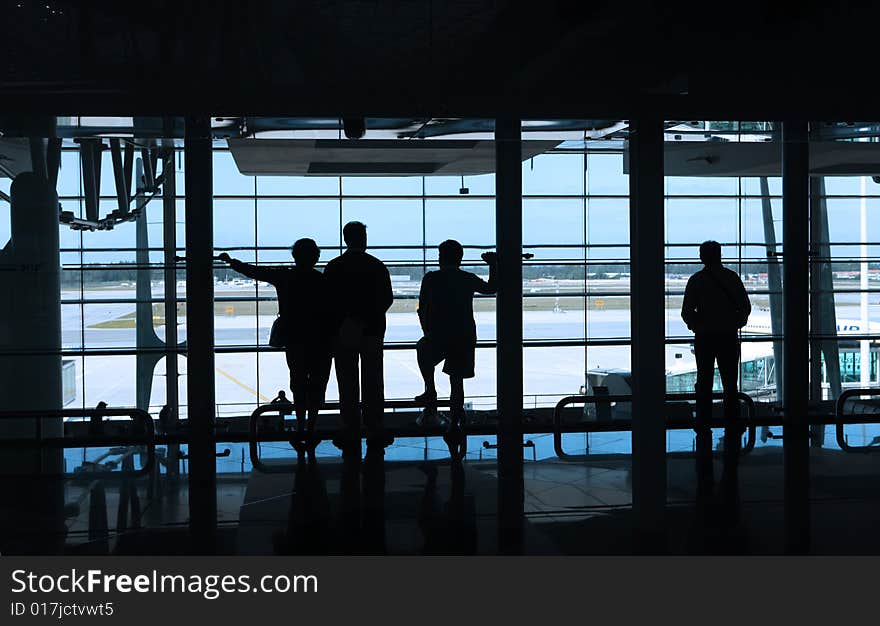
(704, 269), (741, 311)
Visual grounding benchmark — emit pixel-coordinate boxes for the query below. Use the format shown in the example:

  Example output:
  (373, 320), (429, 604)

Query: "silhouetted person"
(682, 240), (750, 547)
(219, 239), (331, 447)
(89, 401), (108, 436)
(681, 240), (751, 433)
(415, 241), (497, 434)
(324, 222), (394, 457)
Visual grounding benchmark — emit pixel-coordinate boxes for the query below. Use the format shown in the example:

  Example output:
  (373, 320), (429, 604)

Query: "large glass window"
(46, 122), (880, 452)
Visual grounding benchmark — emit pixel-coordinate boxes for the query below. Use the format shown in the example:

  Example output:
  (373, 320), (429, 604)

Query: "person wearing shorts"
(415, 240), (498, 429)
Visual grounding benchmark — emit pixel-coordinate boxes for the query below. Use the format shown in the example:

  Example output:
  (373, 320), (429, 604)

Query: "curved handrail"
(0, 406), (155, 477)
(248, 401), (297, 474)
(248, 397), (454, 472)
(835, 388), (880, 452)
(552, 392), (756, 461)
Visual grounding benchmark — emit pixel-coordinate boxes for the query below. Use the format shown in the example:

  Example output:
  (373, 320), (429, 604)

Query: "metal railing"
(248, 398), (452, 472)
(552, 392), (757, 461)
(0, 407), (155, 477)
(835, 388), (880, 452)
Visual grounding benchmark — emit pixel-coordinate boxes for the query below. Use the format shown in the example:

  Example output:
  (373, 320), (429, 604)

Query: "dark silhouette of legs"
(306, 346), (331, 439)
(334, 340), (361, 454)
(285, 345), (307, 423)
(287, 342), (332, 451)
(360, 334), (385, 443)
(415, 337), (438, 402)
(449, 375), (465, 424)
(693, 333), (718, 432)
(715, 332), (741, 425)
(444, 376), (468, 459)
(333, 330), (388, 455)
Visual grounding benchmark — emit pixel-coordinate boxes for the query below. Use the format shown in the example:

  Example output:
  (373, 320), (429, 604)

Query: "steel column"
(627, 117), (667, 549)
(782, 121), (811, 553)
(184, 116), (217, 551)
(162, 145), (181, 472)
(759, 177), (784, 405)
(495, 117), (524, 553)
(809, 176), (841, 449)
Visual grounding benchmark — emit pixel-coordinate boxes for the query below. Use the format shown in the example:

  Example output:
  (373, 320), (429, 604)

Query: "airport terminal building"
(2, 1), (880, 556)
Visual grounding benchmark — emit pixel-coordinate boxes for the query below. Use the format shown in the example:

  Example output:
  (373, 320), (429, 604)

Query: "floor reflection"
(418, 459), (477, 555)
(274, 453), (387, 555)
(270, 452), (486, 556)
(689, 426), (748, 554)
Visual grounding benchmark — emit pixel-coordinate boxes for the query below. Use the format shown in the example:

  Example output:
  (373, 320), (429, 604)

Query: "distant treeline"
(61, 261), (880, 287)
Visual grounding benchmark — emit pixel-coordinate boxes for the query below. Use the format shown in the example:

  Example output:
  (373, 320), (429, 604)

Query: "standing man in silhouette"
(324, 221), (394, 457)
(219, 239), (331, 449)
(681, 240), (751, 429)
(682, 241), (750, 509)
(415, 240), (498, 435)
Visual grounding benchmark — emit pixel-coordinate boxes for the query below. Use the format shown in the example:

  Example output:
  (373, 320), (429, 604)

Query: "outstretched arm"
(474, 251), (498, 294)
(217, 252), (277, 283)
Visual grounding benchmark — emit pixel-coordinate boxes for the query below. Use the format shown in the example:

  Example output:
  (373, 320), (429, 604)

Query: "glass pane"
(522, 153), (584, 196)
(257, 174), (339, 196)
(257, 198), (340, 249)
(425, 198), (495, 251)
(213, 150), (254, 196)
(341, 176), (422, 196)
(587, 152), (628, 196)
(214, 199), (255, 249)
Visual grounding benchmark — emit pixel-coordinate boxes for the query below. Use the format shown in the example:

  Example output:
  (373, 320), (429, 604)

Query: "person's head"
(343, 221), (367, 251)
(699, 240), (722, 267)
(438, 239), (464, 268)
(291, 238), (320, 268)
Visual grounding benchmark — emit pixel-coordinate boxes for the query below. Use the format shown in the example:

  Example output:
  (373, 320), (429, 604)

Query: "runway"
(60, 287), (878, 422)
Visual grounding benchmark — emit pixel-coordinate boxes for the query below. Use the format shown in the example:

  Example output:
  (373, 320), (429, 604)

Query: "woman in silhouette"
(219, 239), (331, 447)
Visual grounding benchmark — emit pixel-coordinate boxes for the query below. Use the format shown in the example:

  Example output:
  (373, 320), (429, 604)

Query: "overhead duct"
(227, 138), (560, 176)
(0, 138), (33, 178)
(625, 140), (880, 177)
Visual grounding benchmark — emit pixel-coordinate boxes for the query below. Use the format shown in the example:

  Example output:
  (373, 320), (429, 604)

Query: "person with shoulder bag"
(681, 240), (752, 430)
(681, 240), (752, 504)
(219, 239), (332, 450)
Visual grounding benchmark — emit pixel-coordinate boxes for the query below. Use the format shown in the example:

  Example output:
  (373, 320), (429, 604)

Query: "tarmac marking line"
(215, 366), (271, 403)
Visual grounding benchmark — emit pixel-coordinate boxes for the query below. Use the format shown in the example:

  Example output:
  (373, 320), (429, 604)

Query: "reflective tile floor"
(4, 442), (880, 555)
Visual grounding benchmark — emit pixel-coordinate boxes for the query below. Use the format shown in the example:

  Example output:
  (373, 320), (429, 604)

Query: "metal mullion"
(253, 173), (260, 406)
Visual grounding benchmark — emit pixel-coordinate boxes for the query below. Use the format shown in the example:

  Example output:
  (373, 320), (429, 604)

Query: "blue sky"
(3, 149), (879, 266)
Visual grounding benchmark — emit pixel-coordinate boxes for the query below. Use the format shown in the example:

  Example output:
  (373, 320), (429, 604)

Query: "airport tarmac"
(59, 286), (878, 420)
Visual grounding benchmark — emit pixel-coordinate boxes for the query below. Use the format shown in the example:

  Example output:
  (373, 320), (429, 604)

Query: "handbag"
(268, 315), (286, 348)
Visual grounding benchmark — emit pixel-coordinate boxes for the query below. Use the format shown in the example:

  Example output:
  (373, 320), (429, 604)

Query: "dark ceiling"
(1, 0), (879, 119)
